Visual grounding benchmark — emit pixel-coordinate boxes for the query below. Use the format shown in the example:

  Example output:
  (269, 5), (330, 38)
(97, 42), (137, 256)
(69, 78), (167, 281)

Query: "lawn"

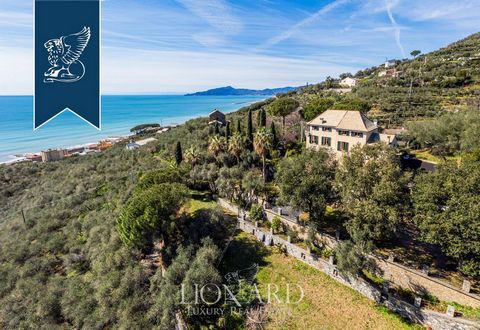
(410, 149), (461, 164)
(221, 232), (422, 330)
(183, 192), (217, 214)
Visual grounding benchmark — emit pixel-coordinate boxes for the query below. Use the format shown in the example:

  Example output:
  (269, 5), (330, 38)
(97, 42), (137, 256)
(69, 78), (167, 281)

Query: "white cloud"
(258, 0), (350, 50)
(399, 0), (480, 21)
(0, 47), (33, 95)
(385, 0), (406, 58)
(0, 46), (360, 95)
(175, 0), (243, 34)
(0, 11), (32, 28)
(100, 47), (359, 94)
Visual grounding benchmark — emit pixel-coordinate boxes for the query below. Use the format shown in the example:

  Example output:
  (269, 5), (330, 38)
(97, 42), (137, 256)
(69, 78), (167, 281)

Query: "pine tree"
(247, 109), (253, 151)
(175, 141), (183, 165)
(270, 121), (278, 148)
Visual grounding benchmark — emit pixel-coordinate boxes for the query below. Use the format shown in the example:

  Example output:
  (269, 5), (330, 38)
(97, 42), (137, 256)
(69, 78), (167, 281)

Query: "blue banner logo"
(35, 0), (100, 130)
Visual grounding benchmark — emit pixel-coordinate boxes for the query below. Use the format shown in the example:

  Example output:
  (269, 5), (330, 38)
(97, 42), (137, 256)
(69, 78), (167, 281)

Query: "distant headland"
(185, 85), (299, 96)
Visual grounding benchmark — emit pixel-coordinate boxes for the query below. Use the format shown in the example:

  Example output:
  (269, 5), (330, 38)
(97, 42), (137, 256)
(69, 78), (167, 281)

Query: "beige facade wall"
(306, 125), (377, 155)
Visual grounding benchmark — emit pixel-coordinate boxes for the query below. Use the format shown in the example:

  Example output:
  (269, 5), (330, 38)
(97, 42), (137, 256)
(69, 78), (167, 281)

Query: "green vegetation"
(175, 141), (183, 165)
(334, 241), (368, 276)
(335, 144), (410, 246)
(253, 127), (272, 181)
(296, 33), (480, 125)
(300, 95), (334, 121)
(117, 182), (187, 247)
(267, 96), (299, 129)
(130, 123), (160, 134)
(405, 108), (480, 157)
(276, 149), (335, 225)
(2, 32), (480, 328)
(221, 233), (421, 329)
(412, 155), (480, 277)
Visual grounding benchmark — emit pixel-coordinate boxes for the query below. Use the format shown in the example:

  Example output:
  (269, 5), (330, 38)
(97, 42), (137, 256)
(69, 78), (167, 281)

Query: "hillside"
(185, 85), (298, 96)
(1, 32), (480, 329)
(287, 32), (480, 126)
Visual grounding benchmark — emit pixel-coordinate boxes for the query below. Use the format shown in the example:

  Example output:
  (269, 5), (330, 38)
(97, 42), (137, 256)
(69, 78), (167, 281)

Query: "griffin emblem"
(43, 27), (91, 83)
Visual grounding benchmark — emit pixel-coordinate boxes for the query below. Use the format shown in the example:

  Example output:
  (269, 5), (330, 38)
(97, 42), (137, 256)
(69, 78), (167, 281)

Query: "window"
(338, 130), (350, 136)
(311, 125), (320, 131)
(337, 141), (349, 152)
(321, 137), (331, 146)
(322, 127), (332, 132)
(309, 135), (319, 145)
(351, 132), (364, 138)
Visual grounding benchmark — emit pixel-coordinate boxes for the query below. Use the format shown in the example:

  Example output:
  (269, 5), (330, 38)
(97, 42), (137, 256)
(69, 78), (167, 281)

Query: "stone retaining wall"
(237, 217), (480, 330)
(218, 199), (480, 309)
(374, 256), (480, 308)
(264, 209), (338, 249)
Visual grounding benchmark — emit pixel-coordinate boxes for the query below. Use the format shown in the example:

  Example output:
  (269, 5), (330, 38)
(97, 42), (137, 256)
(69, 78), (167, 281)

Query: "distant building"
(98, 140), (113, 150)
(340, 77), (358, 88)
(126, 141), (140, 150)
(26, 153), (42, 162)
(306, 110), (397, 156)
(385, 59), (397, 68)
(125, 137), (156, 150)
(41, 149), (67, 162)
(208, 109), (227, 126)
(378, 68), (403, 78)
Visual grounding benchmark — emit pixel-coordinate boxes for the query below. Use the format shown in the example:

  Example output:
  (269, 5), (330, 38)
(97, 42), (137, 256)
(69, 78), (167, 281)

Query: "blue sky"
(0, 0), (479, 94)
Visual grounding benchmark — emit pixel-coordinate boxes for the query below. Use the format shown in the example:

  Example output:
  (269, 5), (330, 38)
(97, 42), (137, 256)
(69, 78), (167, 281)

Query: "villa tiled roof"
(307, 110), (377, 132)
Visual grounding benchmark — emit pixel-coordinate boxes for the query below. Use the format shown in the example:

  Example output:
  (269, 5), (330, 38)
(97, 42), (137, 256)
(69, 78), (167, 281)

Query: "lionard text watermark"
(179, 264), (305, 318)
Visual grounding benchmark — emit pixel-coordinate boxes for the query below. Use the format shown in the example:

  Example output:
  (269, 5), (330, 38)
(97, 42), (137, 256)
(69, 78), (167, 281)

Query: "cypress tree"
(225, 121), (230, 140)
(247, 109), (253, 151)
(175, 141), (183, 165)
(236, 118), (241, 134)
(260, 109), (267, 127)
(271, 121), (278, 148)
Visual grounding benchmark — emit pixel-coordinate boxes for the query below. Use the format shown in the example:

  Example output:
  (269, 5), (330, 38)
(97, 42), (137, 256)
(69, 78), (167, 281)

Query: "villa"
(306, 110), (397, 156)
(208, 109), (227, 126)
(340, 77), (358, 88)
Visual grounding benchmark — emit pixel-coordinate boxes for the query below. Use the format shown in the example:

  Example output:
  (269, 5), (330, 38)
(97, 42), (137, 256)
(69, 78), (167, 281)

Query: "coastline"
(1, 136), (131, 165)
(0, 96), (267, 165)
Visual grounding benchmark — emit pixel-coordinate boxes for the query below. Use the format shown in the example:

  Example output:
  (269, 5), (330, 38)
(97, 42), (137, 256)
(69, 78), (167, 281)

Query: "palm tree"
(208, 135), (226, 157)
(253, 128), (272, 182)
(228, 133), (243, 164)
(184, 146), (201, 167)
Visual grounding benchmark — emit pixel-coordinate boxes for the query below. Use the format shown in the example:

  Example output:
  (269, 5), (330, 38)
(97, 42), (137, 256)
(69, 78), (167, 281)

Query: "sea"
(0, 95), (265, 163)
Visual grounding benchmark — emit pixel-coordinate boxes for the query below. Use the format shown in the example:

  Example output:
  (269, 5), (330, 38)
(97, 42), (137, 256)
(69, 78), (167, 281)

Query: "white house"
(340, 77), (358, 88)
(385, 59), (397, 68)
(126, 141), (140, 150)
(306, 110), (397, 156)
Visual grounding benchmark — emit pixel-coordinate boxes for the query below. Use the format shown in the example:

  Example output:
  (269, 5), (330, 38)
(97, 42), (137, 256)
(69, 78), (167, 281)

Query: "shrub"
(271, 216), (281, 234)
(249, 204), (264, 222)
(334, 241), (367, 276)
